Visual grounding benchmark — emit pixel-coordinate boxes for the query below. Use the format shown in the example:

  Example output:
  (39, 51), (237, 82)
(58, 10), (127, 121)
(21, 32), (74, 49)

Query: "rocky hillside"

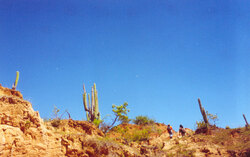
(0, 85), (249, 157)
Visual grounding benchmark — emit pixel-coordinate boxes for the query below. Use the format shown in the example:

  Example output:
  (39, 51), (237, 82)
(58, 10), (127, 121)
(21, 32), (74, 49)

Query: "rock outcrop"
(0, 85), (64, 156)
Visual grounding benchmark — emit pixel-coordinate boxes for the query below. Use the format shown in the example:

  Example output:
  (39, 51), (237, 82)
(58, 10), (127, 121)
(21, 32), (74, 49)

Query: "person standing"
(179, 124), (186, 136)
(167, 124), (173, 139)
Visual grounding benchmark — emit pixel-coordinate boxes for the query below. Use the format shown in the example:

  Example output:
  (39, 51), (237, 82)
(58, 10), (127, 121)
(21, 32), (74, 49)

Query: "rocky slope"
(0, 85), (249, 157)
(0, 85), (140, 156)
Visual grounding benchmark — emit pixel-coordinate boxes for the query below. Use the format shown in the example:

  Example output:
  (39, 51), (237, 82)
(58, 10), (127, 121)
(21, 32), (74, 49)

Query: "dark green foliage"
(133, 116), (155, 125)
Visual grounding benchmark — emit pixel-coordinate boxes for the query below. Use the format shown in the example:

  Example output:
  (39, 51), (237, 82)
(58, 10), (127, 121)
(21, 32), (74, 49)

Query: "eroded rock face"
(0, 85), (23, 99)
(0, 85), (65, 156)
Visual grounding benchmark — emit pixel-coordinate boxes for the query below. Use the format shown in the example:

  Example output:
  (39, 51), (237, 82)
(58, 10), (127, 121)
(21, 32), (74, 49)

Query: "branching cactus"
(83, 83), (100, 123)
(198, 98), (209, 125)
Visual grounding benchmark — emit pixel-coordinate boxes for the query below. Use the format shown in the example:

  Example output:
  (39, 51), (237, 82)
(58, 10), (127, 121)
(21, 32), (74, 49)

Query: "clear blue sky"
(0, 0), (249, 130)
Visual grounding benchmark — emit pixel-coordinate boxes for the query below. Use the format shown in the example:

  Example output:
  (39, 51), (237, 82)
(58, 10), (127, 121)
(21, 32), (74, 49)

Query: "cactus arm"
(83, 83), (90, 121)
(94, 83), (98, 119)
(86, 111), (89, 121)
(88, 93), (91, 116)
(83, 93), (88, 111)
(90, 86), (95, 121)
(94, 84), (100, 120)
(91, 86), (95, 113)
(83, 84), (86, 93)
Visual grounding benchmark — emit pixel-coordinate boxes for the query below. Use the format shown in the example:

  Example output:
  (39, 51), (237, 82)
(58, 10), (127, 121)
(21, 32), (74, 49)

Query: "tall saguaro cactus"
(198, 98), (209, 125)
(243, 114), (249, 128)
(83, 83), (100, 122)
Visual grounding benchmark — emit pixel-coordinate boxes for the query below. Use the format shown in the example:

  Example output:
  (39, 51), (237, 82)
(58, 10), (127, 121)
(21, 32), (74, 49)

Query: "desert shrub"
(196, 120), (207, 129)
(114, 126), (129, 135)
(93, 119), (103, 127)
(100, 122), (112, 134)
(206, 111), (218, 125)
(226, 126), (230, 129)
(111, 126), (151, 142)
(49, 106), (71, 128)
(130, 128), (151, 142)
(120, 128), (151, 142)
(51, 119), (61, 127)
(133, 116), (155, 125)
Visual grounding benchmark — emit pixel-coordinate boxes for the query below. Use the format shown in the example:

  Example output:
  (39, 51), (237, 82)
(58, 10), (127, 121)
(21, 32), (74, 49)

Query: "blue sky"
(0, 0), (249, 130)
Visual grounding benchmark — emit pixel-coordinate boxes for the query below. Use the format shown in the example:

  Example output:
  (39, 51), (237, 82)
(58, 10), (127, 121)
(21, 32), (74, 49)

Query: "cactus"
(198, 98), (209, 125)
(82, 83), (100, 123)
(12, 71), (19, 90)
(93, 83), (100, 120)
(15, 71), (19, 88)
(243, 114), (249, 128)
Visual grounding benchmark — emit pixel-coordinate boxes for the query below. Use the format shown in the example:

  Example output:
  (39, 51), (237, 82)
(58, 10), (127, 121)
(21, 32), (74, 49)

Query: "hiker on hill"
(179, 124), (186, 136)
(167, 124), (173, 139)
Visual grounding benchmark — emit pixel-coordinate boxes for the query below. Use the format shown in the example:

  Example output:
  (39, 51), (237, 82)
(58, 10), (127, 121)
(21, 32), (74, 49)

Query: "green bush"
(93, 119), (103, 127)
(133, 116), (155, 125)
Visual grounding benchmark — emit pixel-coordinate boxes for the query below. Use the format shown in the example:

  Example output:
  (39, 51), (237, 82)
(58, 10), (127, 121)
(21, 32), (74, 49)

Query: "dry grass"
(194, 127), (250, 154)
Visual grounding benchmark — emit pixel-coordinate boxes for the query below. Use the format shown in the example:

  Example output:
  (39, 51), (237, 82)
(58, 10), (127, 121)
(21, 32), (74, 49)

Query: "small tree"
(111, 102), (130, 127)
(100, 102), (130, 134)
(111, 102), (130, 124)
